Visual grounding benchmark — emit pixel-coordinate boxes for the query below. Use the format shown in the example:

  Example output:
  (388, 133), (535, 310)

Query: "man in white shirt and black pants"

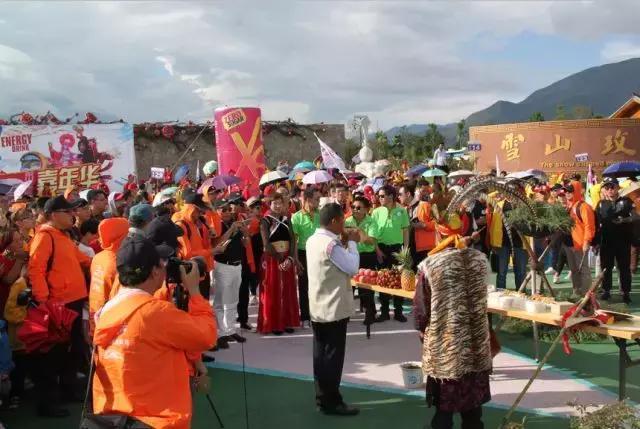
(433, 142), (449, 173)
(306, 203), (360, 416)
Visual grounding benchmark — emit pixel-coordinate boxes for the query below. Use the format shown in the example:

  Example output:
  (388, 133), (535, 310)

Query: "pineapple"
(393, 246), (415, 291)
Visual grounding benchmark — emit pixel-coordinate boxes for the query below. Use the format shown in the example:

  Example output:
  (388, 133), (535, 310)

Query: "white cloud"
(0, 1), (639, 128)
(600, 41), (640, 62)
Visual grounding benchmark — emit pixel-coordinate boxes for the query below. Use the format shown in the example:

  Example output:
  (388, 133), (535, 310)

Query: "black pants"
(237, 269), (255, 324)
(359, 252), (378, 323)
(298, 250), (310, 322)
(431, 406), (484, 429)
(312, 318), (349, 409)
(601, 240), (632, 293)
(199, 271), (211, 300)
(10, 351), (28, 397)
(32, 343), (66, 411)
(378, 244), (404, 315)
(412, 250), (429, 272)
(552, 239), (567, 274)
(64, 299), (89, 390)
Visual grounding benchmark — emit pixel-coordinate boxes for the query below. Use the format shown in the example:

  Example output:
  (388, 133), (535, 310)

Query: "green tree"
(572, 105), (594, 119)
(373, 130), (389, 159)
(528, 111), (545, 122)
(455, 119), (468, 149)
(424, 123), (444, 160)
(555, 104), (570, 120)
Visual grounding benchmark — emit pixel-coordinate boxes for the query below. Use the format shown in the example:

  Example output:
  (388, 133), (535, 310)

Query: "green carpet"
(0, 368), (566, 429)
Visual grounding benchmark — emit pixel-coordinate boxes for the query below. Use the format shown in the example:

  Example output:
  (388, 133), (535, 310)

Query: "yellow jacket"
(4, 277), (28, 351)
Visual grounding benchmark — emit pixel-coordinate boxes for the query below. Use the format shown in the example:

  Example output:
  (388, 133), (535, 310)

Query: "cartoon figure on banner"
(48, 133), (81, 168)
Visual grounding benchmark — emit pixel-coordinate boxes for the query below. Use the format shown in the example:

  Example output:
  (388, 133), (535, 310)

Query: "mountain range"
(384, 57), (640, 144)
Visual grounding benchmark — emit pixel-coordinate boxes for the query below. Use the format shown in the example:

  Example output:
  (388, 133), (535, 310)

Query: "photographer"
(92, 235), (217, 428)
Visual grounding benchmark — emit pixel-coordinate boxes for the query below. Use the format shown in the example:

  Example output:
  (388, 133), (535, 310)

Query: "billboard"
(469, 118), (640, 174)
(0, 123), (135, 195)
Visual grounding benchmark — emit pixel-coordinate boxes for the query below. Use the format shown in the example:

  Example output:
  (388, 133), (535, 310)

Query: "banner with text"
(0, 123), (135, 195)
(214, 107), (266, 195)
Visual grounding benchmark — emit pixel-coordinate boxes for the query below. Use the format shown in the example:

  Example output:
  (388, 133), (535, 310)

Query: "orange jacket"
(28, 224), (92, 304)
(92, 289), (217, 429)
(173, 205), (214, 271)
(570, 180), (584, 201)
(413, 201), (437, 252)
(569, 200), (596, 250)
(89, 218), (130, 335)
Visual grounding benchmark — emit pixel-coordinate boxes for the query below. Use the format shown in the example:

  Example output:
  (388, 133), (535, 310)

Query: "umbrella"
(202, 160), (218, 176)
(173, 165), (190, 183)
(18, 301), (78, 353)
(525, 168), (547, 180)
(289, 170), (306, 181)
(603, 161), (640, 178)
(302, 170), (333, 185)
(259, 170), (288, 187)
(422, 168), (447, 178)
(13, 180), (33, 201)
(211, 175), (242, 190)
(405, 164), (429, 177)
(448, 170), (476, 179)
(293, 161), (315, 171)
(506, 170), (534, 180)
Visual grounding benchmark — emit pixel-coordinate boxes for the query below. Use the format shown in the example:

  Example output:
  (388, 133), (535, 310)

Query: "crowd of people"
(0, 160), (637, 428)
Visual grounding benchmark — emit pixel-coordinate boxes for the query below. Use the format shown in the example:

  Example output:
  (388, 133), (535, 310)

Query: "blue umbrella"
(405, 164), (429, 177)
(212, 175), (242, 189)
(293, 161), (315, 171)
(422, 168), (447, 178)
(172, 165), (190, 183)
(603, 161), (640, 178)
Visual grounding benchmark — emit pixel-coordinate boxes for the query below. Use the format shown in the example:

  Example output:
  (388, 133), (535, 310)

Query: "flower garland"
(0, 111), (124, 126)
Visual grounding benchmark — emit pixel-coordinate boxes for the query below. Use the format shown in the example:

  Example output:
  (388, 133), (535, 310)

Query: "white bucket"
(400, 361), (424, 388)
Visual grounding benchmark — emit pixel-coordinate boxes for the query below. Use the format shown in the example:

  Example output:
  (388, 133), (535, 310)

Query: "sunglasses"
(351, 205), (364, 211)
(220, 207), (231, 212)
(54, 209), (73, 214)
(377, 194), (387, 198)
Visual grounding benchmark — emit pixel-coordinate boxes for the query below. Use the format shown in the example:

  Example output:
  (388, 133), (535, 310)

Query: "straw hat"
(621, 181), (640, 199)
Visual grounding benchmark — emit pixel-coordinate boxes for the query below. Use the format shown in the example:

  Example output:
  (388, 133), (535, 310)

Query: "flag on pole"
(315, 133), (347, 171)
(196, 159), (201, 183)
(495, 154), (500, 175)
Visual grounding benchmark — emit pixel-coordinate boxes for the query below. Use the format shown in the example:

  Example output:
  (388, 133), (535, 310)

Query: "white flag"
(495, 154), (500, 175)
(316, 133), (347, 171)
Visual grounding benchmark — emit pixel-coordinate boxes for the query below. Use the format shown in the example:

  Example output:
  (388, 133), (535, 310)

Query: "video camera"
(165, 256), (207, 311)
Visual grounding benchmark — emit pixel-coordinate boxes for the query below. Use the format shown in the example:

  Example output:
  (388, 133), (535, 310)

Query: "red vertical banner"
(214, 107), (266, 195)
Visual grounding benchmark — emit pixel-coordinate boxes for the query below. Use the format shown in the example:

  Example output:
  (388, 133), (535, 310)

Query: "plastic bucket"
(400, 361), (424, 388)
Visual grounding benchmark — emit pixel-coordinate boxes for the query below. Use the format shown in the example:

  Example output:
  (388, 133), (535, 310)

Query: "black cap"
(74, 198), (89, 208)
(602, 177), (618, 186)
(228, 192), (245, 204)
(563, 184), (575, 193)
(43, 195), (83, 213)
(213, 198), (230, 209)
(550, 183), (563, 191)
(183, 189), (210, 211)
(147, 215), (184, 249)
(116, 235), (174, 286)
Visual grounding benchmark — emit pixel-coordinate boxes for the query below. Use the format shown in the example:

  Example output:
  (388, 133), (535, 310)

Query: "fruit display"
(393, 246), (416, 292)
(353, 268), (401, 289)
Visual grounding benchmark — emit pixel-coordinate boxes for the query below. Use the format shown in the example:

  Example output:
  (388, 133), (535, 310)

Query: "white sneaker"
(564, 272), (572, 280)
(553, 274), (560, 284)
(544, 267), (556, 275)
(249, 295), (258, 306)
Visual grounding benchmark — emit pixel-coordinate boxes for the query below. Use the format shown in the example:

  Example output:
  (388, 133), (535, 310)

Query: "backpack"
(579, 201), (600, 246)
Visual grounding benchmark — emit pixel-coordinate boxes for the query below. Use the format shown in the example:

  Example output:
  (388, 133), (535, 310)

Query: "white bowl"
(499, 296), (514, 310)
(525, 301), (547, 314)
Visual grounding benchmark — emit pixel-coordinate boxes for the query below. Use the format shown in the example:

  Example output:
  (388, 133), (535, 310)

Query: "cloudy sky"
(1, 1), (639, 129)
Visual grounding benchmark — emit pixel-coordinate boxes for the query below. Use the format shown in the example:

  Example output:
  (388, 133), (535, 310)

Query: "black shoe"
(363, 316), (375, 326)
(272, 331), (283, 336)
(394, 313), (407, 323)
(599, 291), (611, 301)
(202, 355), (216, 363)
(318, 403), (360, 416)
(240, 323), (253, 331)
(229, 333), (247, 343)
(375, 313), (390, 323)
(38, 406), (70, 418)
(217, 337), (230, 349)
(284, 328), (295, 334)
(622, 294), (632, 304)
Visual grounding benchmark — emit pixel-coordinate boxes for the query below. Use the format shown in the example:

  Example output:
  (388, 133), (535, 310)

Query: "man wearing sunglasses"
(28, 195), (93, 416)
(370, 185), (410, 323)
(595, 177), (634, 303)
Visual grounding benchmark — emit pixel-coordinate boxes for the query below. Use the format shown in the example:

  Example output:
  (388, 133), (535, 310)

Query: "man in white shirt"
(433, 143), (449, 173)
(306, 203), (360, 416)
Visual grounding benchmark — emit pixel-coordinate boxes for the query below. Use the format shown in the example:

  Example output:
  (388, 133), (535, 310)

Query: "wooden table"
(352, 281), (640, 400)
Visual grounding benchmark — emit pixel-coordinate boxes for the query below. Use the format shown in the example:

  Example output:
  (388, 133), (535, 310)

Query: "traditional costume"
(413, 220), (493, 429)
(257, 212), (300, 334)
